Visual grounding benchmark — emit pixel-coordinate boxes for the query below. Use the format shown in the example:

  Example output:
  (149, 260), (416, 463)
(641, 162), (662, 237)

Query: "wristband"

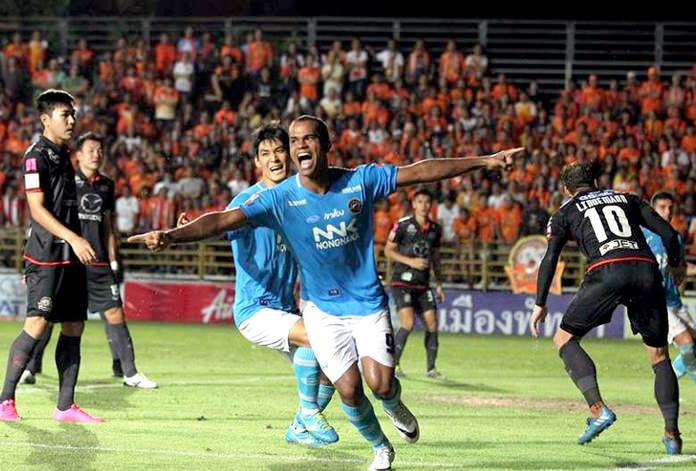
(110, 260), (119, 272)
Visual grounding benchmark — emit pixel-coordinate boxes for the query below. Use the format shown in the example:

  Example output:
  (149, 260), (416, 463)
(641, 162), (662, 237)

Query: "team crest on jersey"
(406, 224), (417, 234)
(504, 235), (564, 295)
(306, 215), (320, 224)
(38, 296), (52, 312)
(74, 176), (85, 188)
(348, 198), (363, 215)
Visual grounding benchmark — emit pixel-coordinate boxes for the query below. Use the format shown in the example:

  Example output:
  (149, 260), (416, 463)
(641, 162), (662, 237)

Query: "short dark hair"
(413, 188), (433, 201)
(290, 115), (331, 151)
(560, 162), (598, 193)
(252, 121), (289, 157)
(75, 132), (103, 151)
(36, 89), (75, 117)
(651, 190), (675, 206)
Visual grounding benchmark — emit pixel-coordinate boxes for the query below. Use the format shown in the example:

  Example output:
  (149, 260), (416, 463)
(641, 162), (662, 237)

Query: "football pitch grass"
(1, 321), (696, 470)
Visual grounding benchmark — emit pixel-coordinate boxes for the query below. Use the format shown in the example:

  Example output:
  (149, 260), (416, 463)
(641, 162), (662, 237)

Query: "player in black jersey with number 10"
(385, 188), (445, 379)
(531, 162), (685, 454)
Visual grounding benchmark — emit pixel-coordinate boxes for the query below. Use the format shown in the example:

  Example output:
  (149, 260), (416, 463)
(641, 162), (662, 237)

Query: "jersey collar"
(39, 135), (66, 156)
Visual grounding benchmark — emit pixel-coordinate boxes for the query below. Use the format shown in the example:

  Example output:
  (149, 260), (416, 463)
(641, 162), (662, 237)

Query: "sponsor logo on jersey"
(348, 198), (363, 214)
(324, 208), (345, 220)
(312, 219), (359, 250)
(80, 193), (103, 214)
(341, 185), (362, 194)
(599, 239), (639, 256)
(505, 235), (565, 295)
(288, 199), (307, 207)
(25, 158), (37, 172)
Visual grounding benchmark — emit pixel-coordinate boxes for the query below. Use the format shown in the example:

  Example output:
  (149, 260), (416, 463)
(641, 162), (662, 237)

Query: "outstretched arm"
(128, 207), (249, 251)
(395, 147), (523, 187)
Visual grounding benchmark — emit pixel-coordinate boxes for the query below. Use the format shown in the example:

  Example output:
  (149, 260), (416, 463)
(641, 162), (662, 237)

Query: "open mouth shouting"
(297, 151), (313, 170)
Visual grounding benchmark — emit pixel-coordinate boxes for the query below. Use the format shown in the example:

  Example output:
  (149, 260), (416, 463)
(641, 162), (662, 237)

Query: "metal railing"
(3, 227), (694, 293)
(1, 17), (695, 93)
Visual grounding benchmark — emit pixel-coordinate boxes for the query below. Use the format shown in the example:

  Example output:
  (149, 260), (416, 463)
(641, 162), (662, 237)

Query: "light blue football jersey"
(239, 164), (398, 316)
(227, 182), (299, 325)
(642, 227), (683, 308)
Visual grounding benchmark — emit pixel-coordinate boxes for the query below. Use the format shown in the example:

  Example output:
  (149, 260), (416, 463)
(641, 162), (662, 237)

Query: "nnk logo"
(324, 208), (345, 220)
(312, 219), (359, 250)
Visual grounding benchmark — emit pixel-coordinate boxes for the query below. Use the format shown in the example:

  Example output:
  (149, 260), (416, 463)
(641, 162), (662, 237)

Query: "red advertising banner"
(123, 279), (235, 324)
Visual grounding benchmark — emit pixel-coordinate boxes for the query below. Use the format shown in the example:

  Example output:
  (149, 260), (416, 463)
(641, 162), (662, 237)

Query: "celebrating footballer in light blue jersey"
(644, 191), (696, 386)
(130, 115), (522, 470)
(177, 123), (337, 448)
(240, 164), (396, 316)
(226, 183), (298, 326)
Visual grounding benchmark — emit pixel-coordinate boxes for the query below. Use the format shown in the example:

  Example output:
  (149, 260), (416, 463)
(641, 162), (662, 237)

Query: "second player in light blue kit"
(642, 191), (696, 385)
(130, 115), (522, 470)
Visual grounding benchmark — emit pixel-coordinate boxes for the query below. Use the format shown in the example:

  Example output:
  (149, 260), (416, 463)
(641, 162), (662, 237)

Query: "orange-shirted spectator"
(342, 91), (362, 118)
(492, 73), (518, 101)
(366, 74), (392, 101)
(298, 54), (321, 103)
(388, 190), (408, 222)
(452, 208), (477, 242)
(682, 126), (696, 153)
(337, 118), (364, 152)
(247, 29), (273, 74)
(639, 66), (664, 115)
(473, 198), (498, 243)
(193, 112), (213, 140)
(220, 33), (243, 65)
(581, 75), (604, 110)
(373, 198), (393, 246)
(664, 106), (686, 135)
(496, 195), (522, 243)
(439, 39), (464, 84)
(71, 39), (94, 74)
(618, 136), (640, 163)
(4, 33), (26, 68)
(362, 92), (389, 127)
(514, 92), (537, 124)
(406, 39), (431, 84)
(119, 67), (142, 95)
(642, 111), (664, 141)
(27, 31), (46, 73)
(155, 33), (177, 74)
(153, 77), (179, 121)
(98, 52), (114, 82)
(214, 100), (236, 126)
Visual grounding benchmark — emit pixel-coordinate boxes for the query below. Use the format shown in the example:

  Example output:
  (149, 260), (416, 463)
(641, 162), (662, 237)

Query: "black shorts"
(25, 262), (87, 322)
(561, 261), (668, 347)
(391, 285), (437, 313)
(86, 265), (122, 313)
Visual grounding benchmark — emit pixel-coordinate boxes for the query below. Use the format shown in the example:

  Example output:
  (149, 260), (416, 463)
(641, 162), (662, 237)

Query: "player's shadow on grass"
(24, 371), (140, 414)
(404, 375), (507, 393)
(8, 420), (100, 470)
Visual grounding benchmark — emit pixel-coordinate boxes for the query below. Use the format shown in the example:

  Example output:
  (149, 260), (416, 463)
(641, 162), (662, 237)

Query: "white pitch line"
(604, 454), (696, 470)
(0, 440), (464, 468)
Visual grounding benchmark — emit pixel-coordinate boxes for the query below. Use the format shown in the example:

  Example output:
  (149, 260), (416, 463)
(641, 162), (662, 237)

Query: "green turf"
(0, 321), (695, 470)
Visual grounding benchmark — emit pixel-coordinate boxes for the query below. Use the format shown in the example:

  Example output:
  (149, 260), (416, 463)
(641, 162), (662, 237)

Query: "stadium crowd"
(0, 28), (696, 252)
